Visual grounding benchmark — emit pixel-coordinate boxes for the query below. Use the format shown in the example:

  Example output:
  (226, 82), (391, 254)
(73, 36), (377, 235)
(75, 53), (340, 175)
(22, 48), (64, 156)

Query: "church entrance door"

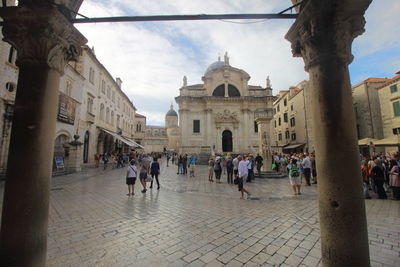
(222, 130), (233, 152)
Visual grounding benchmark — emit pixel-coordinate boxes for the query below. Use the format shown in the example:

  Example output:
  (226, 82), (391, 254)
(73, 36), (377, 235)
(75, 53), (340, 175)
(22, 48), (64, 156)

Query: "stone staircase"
(255, 171), (287, 179)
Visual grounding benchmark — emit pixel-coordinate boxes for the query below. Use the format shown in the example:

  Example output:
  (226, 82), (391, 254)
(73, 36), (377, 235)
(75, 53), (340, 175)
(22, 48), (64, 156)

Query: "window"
(100, 104), (105, 121)
(283, 113), (288, 123)
(117, 115), (120, 128)
(106, 108), (110, 123)
(277, 104), (280, 112)
(285, 130), (290, 139)
(274, 120), (276, 128)
(117, 98), (120, 108)
(291, 104), (293, 111)
(278, 117), (281, 126)
(290, 117), (296, 127)
(284, 98), (287, 106)
(89, 67), (95, 84)
(87, 97), (93, 113)
(101, 80), (105, 94)
(111, 111), (114, 125)
(291, 133), (297, 141)
(112, 91), (115, 102)
(390, 84), (398, 93)
(107, 86), (111, 99)
(393, 101), (400, 117)
(193, 120), (200, 133)
(254, 121), (258, 133)
(8, 46), (16, 64)
(65, 80), (72, 96)
(278, 133), (282, 141)
(5, 82), (15, 92)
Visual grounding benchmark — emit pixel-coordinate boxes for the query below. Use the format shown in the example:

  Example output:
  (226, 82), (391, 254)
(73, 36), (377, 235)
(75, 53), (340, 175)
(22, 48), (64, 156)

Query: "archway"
(222, 130), (233, 152)
(83, 131), (89, 163)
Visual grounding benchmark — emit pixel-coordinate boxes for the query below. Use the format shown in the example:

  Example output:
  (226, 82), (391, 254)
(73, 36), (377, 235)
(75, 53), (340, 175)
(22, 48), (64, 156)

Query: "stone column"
(285, 0), (371, 266)
(205, 108), (213, 146)
(0, 3), (87, 266)
(256, 118), (272, 171)
(68, 135), (83, 172)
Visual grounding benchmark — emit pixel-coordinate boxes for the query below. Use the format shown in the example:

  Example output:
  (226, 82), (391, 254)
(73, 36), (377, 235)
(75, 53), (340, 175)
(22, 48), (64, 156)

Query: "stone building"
(175, 53), (274, 160)
(165, 104), (181, 151)
(143, 126), (168, 153)
(270, 81), (315, 154)
(134, 113), (146, 147)
(377, 72), (400, 151)
(0, 0), (18, 175)
(0, 42), (141, 173)
(352, 78), (387, 140)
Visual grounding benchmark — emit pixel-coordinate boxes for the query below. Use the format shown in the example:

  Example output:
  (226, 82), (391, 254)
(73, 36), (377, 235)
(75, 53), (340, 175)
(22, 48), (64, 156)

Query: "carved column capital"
(285, 0), (371, 71)
(0, 5), (87, 74)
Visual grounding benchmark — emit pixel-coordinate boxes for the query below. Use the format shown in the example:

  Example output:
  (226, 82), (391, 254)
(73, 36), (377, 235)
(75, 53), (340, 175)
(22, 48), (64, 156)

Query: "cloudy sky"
(75, 0), (400, 126)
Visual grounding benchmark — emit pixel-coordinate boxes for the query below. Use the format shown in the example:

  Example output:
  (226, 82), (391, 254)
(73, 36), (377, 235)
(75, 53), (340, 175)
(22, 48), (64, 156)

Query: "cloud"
(76, 0), (397, 125)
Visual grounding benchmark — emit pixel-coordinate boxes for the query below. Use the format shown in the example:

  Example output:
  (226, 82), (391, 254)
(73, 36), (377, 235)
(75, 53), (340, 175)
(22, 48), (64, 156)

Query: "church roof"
(205, 60), (225, 74)
(166, 104), (178, 117)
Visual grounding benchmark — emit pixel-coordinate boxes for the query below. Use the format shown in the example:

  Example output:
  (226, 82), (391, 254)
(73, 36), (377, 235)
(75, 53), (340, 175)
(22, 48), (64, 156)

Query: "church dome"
(166, 104), (178, 117)
(205, 60), (225, 74)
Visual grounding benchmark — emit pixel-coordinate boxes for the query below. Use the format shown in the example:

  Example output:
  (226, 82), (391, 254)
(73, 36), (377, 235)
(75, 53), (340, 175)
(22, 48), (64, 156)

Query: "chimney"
(116, 78), (122, 88)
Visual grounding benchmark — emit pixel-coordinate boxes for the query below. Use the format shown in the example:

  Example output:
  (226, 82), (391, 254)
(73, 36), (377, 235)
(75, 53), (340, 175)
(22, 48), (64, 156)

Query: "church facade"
(175, 54), (275, 158)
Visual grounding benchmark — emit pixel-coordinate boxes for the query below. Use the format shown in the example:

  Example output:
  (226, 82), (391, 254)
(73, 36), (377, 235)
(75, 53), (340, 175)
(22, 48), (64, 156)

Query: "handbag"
(145, 174), (153, 182)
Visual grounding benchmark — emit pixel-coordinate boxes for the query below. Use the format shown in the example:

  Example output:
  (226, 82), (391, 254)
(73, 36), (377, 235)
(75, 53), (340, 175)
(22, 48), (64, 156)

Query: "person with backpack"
(288, 158), (301, 195)
(226, 156), (234, 184)
(126, 160), (137, 196)
(150, 157), (160, 190)
(214, 157), (222, 183)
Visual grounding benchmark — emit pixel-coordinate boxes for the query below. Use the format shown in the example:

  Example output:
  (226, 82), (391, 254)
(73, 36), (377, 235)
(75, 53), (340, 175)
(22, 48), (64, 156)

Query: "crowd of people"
(361, 153), (400, 200)
(95, 149), (400, 201)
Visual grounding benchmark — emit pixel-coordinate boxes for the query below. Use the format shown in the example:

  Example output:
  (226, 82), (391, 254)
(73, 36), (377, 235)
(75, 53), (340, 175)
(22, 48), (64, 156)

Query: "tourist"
(301, 153), (312, 186)
(361, 159), (371, 199)
(280, 155), (288, 175)
(208, 157), (215, 182)
(370, 160), (387, 199)
(310, 153), (317, 184)
(273, 153), (280, 172)
(226, 156), (234, 184)
(189, 154), (197, 177)
(214, 157), (222, 183)
(126, 160), (137, 196)
(255, 153), (263, 177)
(288, 158), (301, 195)
(139, 154), (151, 193)
(183, 154), (188, 175)
(247, 154), (255, 182)
(150, 157), (160, 190)
(94, 153), (100, 168)
(102, 153), (109, 170)
(238, 155), (251, 199)
(177, 155), (183, 174)
(166, 153), (170, 167)
(389, 159), (400, 200)
(233, 156), (239, 179)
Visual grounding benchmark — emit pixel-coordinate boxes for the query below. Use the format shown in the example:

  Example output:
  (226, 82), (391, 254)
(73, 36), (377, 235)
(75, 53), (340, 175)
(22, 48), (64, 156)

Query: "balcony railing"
(254, 108), (274, 120)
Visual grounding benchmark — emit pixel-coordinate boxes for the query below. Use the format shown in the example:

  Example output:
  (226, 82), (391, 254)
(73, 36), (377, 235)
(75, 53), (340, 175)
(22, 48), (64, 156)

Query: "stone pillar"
(0, 3), (87, 266)
(68, 135), (83, 172)
(256, 118), (272, 171)
(285, 0), (371, 266)
(205, 108), (213, 146)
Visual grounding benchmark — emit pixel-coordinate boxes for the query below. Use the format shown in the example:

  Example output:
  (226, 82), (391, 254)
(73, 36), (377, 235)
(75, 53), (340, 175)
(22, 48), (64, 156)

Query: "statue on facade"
(266, 76), (271, 88)
(224, 52), (230, 65)
(215, 109), (238, 122)
(183, 76), (187, 87)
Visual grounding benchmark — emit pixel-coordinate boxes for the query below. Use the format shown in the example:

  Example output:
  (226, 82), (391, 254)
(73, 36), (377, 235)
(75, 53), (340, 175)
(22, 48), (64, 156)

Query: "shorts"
(238, 175), (247, 191)
(126, 177), (136, 185)
(208, 166), (214, 175)
(234, 169), (238, 176)
(140, 172), (147, 180)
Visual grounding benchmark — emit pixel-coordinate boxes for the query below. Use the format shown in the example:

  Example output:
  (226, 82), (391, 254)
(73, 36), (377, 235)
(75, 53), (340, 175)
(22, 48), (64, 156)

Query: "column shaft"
(0, 66), (61, 266)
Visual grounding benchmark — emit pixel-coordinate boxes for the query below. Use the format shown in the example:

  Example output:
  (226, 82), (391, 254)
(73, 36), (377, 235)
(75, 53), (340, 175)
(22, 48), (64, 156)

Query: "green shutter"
(390, 84), (398, 93)
(393, 101), (400, 117)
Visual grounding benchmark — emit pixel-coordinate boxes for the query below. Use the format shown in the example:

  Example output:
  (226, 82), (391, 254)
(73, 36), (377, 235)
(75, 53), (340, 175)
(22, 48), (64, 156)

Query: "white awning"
(100, 128), (144, 148)
(283, 143), (305, 150)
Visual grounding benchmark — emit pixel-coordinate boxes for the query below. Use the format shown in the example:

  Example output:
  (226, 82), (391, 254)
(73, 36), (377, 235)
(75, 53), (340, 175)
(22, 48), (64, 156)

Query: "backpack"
(227, 160), (233, 169)
(290, 165), (300, 177)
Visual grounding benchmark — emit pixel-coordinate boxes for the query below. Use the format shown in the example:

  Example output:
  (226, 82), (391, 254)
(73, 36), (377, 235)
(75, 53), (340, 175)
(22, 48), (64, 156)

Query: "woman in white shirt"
(126, 160), (137, 196)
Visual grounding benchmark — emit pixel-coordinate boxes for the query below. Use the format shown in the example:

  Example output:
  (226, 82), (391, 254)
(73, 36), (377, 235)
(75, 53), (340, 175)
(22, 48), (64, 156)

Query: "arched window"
(228, 84), (240, 97)
(100, 104), (105, 121)
(212, 84), (241, 97)
(106, 107), (110, 123)
(111, 111), (114, 126)
(212, 84), (225, 97)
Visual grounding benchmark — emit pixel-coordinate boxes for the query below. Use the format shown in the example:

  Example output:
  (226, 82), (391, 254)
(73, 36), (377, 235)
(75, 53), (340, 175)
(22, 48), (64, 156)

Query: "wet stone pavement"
(0, 159), (399, 266)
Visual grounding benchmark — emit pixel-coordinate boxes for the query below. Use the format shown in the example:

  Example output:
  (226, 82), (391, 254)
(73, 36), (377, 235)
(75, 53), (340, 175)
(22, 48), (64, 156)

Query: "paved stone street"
(1, 160), (399, 266)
